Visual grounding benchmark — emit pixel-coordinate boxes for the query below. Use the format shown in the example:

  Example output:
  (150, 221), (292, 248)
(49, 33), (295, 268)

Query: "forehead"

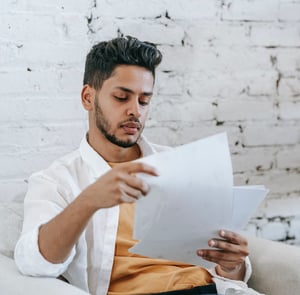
(103, 65), (154, 92)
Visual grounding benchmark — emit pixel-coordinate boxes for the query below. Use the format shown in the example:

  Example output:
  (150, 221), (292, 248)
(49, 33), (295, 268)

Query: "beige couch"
(1, 201), (300, 295)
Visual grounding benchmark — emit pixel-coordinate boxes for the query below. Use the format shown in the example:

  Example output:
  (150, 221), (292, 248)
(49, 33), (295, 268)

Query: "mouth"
(120, 121), (142, 135)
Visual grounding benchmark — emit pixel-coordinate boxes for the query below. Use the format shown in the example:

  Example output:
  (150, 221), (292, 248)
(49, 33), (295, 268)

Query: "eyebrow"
(114, 86), (153, 97)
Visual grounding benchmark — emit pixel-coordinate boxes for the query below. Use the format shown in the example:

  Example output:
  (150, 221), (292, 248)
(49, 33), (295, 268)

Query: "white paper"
(231, 185), (268, 230)
(130, 133), (232, 264)
(129, 133), (268, 267)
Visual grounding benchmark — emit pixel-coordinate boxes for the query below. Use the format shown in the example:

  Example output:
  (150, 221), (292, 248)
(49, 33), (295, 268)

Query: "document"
(130, 133), (268, 267)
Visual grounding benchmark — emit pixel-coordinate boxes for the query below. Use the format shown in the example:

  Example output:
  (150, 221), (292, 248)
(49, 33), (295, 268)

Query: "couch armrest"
(247, 235), (300, 295)
(0, 253), (90, 295)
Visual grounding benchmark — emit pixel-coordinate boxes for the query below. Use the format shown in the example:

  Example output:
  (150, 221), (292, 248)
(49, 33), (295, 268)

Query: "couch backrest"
(0, 202), (24, 258)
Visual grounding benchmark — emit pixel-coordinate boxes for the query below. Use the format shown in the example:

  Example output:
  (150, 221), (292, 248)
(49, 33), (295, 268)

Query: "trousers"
(150, 284), (218, 295)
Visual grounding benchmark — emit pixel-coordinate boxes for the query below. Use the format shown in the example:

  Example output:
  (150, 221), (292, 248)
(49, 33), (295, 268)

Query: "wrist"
(77, 190), (99, 214)
(216, 262), (246, 281)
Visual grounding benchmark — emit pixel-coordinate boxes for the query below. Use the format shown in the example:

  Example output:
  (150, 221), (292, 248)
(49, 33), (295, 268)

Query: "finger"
(125, 162), (159, 176)
(198, 249), (244, 264)
(198, 251), (238, 269)
(208, 239), (248, 255)
(218, 230), (248, 247)
(120, 194), (136, 203)
(119, 182), (143, 200)
(120, 173), (150, 196)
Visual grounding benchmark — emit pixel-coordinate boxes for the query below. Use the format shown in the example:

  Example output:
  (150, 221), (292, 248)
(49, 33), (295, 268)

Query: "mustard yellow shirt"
(108, 203), (213, 295)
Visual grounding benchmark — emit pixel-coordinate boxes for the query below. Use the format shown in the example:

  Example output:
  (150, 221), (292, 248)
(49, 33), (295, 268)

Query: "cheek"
(140, 108), (149, 121)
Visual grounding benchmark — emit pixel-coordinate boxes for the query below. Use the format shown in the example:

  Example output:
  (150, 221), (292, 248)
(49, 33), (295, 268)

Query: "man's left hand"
(197, 230), (249, 281)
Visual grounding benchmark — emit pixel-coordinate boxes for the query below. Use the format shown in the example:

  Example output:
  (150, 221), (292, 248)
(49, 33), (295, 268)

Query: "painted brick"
(0, 69), (62, 95)
(2, 0), (89, 13)
(166, 0), (219, 19)
(25, 0), (89, 13)
(247, 71), (278, 96)
(187, 22), (251, 48)
(151, 99), (215, 122)
(259, 220), (288, 241)
(216, 100), (274, 121)
(249, 172), (300, 195)
(0, 148), (72, 179)
(1, 14), (60, 43)
(232, 148), (274, 173)
(251, 23), (300, 47)
(0, 97), (86, 122)
(0, 122), (86, 151)
(262, 197), (300, 218)
(155, 72), (185, 96)
(222, 0), (279, 21)
(243, 124), (299, 146)
(279, 101), (300, 120)
(277, 49), (300, 75)
(279, 77), (300, 98)
(17, 42), (89, 66)
(276, 146), (300, 169)
(91, 18), (185, 46)
(233, 173), (248, 186)
(0, 42), (18, 66)
(289, 218), (300, 243)
(92, 0), (165, 18)
(1, 0), (300, 242)
(278, 2), (300, 21)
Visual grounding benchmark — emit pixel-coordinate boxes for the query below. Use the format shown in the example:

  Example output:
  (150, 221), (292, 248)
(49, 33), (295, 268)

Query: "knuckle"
(138, 162), (147, 171)
(241, 248), (250, 257)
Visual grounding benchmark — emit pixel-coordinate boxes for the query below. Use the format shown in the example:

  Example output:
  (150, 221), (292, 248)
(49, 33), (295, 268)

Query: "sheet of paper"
(130, 133), (234, 265)
(129, 133), (268, 267)
(230, 185), (269, 230)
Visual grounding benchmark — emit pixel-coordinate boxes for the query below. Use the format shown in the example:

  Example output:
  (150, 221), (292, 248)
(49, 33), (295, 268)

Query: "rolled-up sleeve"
(14, 172), (76, 277)
(14, 226), (76, 277)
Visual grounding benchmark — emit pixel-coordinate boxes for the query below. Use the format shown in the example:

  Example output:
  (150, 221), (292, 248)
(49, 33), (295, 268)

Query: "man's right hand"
(82, 162), (159, 209)
(38, 162), (158, 264)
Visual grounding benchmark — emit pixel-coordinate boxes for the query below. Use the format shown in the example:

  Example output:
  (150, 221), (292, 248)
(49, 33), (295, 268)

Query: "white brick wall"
(1, 0), (300, 245)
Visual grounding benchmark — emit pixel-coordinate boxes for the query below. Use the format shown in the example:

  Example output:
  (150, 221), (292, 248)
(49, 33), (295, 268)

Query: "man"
(15, 36), (257, 295)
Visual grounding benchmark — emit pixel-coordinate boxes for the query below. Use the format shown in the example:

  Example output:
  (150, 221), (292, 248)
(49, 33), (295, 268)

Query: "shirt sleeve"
(14, 226), (76, 277)
(207, 256), (259, 294)
(14, 172), (76, 277)
(208, 256), (252, 283)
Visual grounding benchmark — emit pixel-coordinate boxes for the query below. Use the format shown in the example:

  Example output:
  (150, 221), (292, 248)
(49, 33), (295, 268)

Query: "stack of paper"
(130, 133), (268, 266)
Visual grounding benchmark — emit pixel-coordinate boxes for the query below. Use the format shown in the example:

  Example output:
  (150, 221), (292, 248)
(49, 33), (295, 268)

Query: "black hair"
(83, 36), (163, 89)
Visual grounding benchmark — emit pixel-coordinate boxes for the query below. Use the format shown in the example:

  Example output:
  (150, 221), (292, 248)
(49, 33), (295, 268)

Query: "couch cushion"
(248, 235), (300, 295)
(0, 202), (24, 258)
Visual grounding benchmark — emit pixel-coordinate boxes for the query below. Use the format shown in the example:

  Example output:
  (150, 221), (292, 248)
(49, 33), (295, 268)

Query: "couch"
(1, 201), (300, 295)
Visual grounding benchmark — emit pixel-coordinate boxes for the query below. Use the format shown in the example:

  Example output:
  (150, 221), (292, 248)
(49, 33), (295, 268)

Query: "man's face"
(93, 65), (154, 148)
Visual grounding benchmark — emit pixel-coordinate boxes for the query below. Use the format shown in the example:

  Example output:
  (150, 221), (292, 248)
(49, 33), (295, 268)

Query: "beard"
(94, 99), (143, 148)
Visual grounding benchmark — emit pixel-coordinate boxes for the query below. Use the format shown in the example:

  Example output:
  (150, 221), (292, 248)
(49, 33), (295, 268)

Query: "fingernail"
(209, 240), (216, 247)
(220, 230), (226, 237)
(197, 250), (203, 256)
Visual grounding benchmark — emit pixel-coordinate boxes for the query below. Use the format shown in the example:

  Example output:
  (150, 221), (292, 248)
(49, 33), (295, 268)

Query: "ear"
(81, 85), (96, 111)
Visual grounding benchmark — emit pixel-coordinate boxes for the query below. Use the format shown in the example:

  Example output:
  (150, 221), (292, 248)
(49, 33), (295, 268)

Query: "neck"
(87, 130), (141, 163)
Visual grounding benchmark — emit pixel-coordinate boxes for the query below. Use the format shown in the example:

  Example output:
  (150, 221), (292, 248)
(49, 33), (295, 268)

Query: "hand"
(81, 162), (159, 209)
(197, 230), (249, 280)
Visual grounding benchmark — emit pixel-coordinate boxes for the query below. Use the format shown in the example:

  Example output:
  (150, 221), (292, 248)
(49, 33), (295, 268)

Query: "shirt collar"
(79, 134), (156, 179)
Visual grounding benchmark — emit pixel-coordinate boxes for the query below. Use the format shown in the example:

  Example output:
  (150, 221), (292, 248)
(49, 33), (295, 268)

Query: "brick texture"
(1, 0), (299, 245)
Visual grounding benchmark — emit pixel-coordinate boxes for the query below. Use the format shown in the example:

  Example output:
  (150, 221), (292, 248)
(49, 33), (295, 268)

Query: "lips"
(120, 121), (141, 135)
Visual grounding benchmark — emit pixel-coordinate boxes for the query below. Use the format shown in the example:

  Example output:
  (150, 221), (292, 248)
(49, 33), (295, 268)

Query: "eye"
(139, 95), (151, 106)
(113, 95), (128, 102)
(139, 100), (149, 106)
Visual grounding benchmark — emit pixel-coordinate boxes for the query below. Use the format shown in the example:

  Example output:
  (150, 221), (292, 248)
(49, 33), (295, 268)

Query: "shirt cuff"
(208, 256), (252, 283)
(14, 226), (75, 277)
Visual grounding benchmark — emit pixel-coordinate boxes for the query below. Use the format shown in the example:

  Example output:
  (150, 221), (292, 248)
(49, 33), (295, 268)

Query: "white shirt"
(15, 135), (258, 295)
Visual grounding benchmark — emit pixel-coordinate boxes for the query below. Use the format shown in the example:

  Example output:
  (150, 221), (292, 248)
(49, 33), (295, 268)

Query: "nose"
(126, 98), (141, 118)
